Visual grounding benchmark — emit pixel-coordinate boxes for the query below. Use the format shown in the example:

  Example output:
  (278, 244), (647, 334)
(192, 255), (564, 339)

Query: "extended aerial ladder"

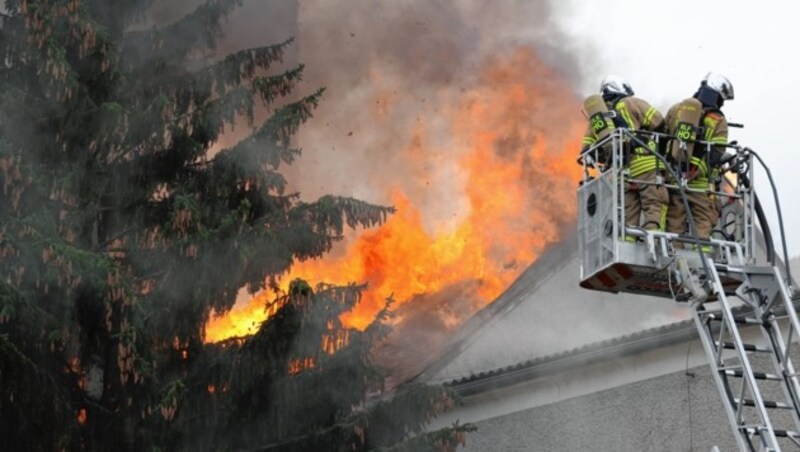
(577, 128), (799, 451)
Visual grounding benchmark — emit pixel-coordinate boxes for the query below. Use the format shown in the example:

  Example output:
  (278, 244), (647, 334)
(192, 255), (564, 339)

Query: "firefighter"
(581, 75), (667, 233)
(665, 72), (733, 245)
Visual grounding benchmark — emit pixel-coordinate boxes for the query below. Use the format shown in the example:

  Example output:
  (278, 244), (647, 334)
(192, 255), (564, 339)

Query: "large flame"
(205, 47), (584, 342)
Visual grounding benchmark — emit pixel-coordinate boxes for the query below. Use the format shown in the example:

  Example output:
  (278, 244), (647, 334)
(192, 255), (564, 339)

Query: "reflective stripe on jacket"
(688, 111), (728, 189)
(614, 98), (663, 177)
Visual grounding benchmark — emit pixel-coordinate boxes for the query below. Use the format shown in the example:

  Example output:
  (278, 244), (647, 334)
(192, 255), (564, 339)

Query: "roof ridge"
(444, 317), (695, 392)
(412, 230), (579, 382)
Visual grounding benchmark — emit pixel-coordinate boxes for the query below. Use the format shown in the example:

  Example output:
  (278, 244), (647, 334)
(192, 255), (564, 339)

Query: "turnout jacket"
(581, 96), (664, 177)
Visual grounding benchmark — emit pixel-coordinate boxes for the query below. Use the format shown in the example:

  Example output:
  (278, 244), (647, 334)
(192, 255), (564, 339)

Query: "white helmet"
(702, 72), (734, 100)
(600, 75), (634, 98)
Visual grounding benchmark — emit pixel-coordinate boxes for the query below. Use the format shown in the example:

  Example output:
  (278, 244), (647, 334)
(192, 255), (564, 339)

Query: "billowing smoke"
(194, 0), (600, 382)
(288, 0), (585, 206)
(282, 0), (590, 379)
(196, 0), (595, 345)
(141, 0), (589, 251)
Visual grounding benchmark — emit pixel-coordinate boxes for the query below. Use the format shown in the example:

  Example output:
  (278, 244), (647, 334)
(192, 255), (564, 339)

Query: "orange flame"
(205, 47), (583, 342)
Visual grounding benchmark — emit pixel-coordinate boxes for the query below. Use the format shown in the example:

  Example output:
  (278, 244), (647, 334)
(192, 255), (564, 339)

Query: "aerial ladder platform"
(577, 129), (799, 451)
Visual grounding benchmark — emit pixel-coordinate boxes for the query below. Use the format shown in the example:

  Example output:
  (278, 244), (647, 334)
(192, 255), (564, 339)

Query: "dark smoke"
(160, 0), (592, 385)
(138, 0), (588, 214)
(374, 279), (485, 389)
(288, 0), (587, 207)
(284, 0), (589, 383)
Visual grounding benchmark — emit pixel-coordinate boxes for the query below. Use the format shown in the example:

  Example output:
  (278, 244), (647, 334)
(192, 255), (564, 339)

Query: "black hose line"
(626, 133), (793, 290)
(625, 131), (711, 278)
(748, 150), (793, 287)
(739, 174), (775, 266)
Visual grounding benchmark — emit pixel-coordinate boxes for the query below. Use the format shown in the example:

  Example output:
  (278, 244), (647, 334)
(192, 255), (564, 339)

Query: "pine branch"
(355, 383), (461, 446)
(205, 40), (295, 96)
(380, 422), (477, 452)
(126, 39), (294, 110)
(94, 226), (138, 251)
(213, 88), (323, 175)
(0, 334), (73, 413)
(122, 0), (245, 69)
(363, 296), (396, 344)
(289, 195), (395, 238)
(252, 65), (305, 105)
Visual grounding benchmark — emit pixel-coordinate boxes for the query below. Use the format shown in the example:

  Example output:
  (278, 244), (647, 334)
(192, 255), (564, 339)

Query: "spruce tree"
(0, 1), (473, 450)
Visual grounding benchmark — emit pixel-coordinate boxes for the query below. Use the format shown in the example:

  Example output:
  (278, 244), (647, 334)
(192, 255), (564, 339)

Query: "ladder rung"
(706, 314), (762, 325)
(774, 429), (800, 438)
(716, 341), (772, 353)
(736, 398), (793, 409)
(747, 427), (800, 439)
(725, 370), (782, 381)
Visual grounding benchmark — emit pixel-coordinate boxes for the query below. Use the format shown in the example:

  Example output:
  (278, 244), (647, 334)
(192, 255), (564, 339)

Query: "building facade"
(418, 236), (800, 451)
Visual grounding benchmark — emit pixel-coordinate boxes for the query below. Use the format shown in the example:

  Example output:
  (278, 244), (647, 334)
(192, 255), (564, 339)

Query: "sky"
(557, 0), (800, 257)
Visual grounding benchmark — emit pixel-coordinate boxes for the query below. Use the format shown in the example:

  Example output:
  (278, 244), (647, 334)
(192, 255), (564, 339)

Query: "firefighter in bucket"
(580, 75), (668, 236)
(664, 72), (734, 247)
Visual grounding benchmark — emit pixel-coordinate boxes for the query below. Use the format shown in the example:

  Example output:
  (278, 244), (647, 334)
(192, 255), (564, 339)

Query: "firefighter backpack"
(669, 97), (703, 165)
(584, 94), (614, 141)
(584, 94), (616, 162)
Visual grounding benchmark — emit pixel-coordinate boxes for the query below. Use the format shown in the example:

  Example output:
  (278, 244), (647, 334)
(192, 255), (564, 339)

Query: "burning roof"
(415, 232), (693, 385)
(205, 45), (585, 344)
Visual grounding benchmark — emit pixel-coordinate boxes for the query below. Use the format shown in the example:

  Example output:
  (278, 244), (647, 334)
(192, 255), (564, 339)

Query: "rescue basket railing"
(577, 127), (755, 266)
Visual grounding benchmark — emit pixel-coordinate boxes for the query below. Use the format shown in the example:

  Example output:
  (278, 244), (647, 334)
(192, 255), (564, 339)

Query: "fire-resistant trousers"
(666, 189), (719, 239)
(624, 170), (668, 231)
